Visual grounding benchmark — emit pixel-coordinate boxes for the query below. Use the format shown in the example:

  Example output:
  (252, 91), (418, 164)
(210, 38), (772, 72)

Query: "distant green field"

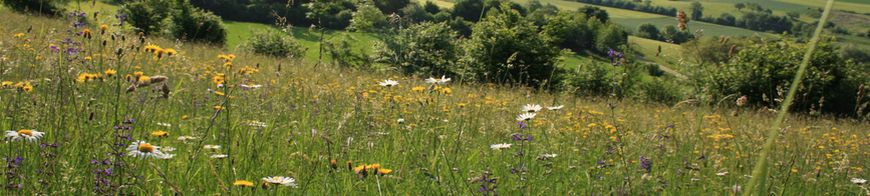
(779, 0), (870, 14)
(628, 36), (683, 65)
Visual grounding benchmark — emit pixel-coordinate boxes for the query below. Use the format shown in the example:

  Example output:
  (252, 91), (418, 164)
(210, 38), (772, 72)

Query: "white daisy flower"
(515, 112), (537, 121)
(5, 129), (45, 142)
(852, 178), (867, 185)
(245, 120), (268, 128)
(239, 84), (263, 90)
(521, 104), (542, 113)
(546, 105), (564, 111)
(177, 135), (198, 142)
(126, 141), (165, 158)
(203, 144), (221, 150)
(157, 122), (172, 127)
(397, 118), (405, 124)
(490, 143), (512, 150)
(378, 79), (398, 87)
(155, 153), (176, 159)
(262, 176), (298, 187)
(537, 153), (557, 160)
(425, 76), (451, 85)
(210, 154), (228, 159)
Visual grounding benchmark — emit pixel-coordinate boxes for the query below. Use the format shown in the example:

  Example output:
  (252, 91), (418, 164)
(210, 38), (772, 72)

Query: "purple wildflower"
(640, 156), (652, 173)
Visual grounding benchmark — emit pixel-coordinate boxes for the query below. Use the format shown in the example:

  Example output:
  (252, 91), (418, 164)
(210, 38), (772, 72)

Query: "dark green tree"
(689, 1), (703, 20)
(460, 3), (561, 87)
(2, 0), (69, 15)
(577, 5), (608, 22)
(635, 23), (661, 40)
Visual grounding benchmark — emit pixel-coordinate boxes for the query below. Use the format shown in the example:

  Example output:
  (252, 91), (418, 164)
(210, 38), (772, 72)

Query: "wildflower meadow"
(0, 0), (867, 195)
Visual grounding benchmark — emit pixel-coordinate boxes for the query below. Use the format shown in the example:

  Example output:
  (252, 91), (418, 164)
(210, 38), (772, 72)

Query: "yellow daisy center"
(138, 143), (155, 153)
(17, 129), (33, 136)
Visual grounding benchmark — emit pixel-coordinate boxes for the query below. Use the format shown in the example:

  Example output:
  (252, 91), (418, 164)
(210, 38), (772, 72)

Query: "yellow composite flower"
(238, 66), (258, 75)
(104, 69), (117, 77)
(150, 130), (169, 137)
(377, 168), (393, 175)
(233, 180), (255, 187)
(411, 86), (426, 92)
(164, 48), (178, 56)
(212, 74), (226, 86)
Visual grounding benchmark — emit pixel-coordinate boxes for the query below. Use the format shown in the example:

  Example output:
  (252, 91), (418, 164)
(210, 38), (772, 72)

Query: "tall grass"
(743, 0), (837, 195)
(0, 3), (866, 195)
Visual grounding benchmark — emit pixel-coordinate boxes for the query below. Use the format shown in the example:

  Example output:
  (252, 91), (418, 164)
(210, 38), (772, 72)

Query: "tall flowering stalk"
(743, 0), (836, 195)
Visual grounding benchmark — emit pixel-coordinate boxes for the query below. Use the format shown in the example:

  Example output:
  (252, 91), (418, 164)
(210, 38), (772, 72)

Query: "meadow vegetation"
(0, 0), (867, 195)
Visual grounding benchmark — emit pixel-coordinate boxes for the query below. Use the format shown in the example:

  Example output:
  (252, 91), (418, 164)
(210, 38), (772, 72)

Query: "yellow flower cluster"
(76, 73), (104, 83)
(1, 81), (33, 92)
(144, 44), (177, 59)
(238, 66), (259, 75)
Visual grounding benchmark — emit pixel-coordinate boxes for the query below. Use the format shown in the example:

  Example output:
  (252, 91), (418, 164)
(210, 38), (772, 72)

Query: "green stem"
(742, 0), (835, 195)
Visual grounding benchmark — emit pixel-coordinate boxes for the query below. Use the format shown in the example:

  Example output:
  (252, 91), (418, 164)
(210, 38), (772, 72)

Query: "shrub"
(643, 63), (665, 77)
(460, 4), (561, 87)
(702, 37), (868, 115)
(375, 22), (461, 76)
(2, 0), (69, 16)
(635, 23), (661, 40)
(541, 12), (594, 53)
(243, 30), (307, 58)
(682, 36), (737, 64)
(595, 23), (628, 53)
(401, 4), (433, 23)
(451, 0), (498, 22)
(168, 2), (227, 44)
(560, 61), (618, 96)
(123, 0), (173, 35)
(662, 25), (693, 44)
(349, 3), (388, 32)
(637, 77), (684, 104)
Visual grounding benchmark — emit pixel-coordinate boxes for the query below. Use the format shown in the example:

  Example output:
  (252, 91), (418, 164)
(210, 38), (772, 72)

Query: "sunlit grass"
(0, 3), (867, 196)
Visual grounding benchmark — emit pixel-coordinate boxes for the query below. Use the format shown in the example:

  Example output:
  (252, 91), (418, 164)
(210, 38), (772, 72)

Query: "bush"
(123, 0), (173, 35)
(375, 22), (461, 76)
(2, 0), (69, 16)
(637, 77), (684, 104)
(243, 31), (307, 58)
(401, 4), (433, 23)
(595, 23), (628, 53)
(460, 3), (561, 87)
(682, 36), (737, 64)
(541, 12), (594, 52)
(169, 1), (227, 44)
(662, 25), (693, 44)
(702, 37), (868, 115)
(635, 23), (660, 40)
(561, 61), (617, 96)
(349, 3), (388, 32)
(643, 63), (665, 77)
